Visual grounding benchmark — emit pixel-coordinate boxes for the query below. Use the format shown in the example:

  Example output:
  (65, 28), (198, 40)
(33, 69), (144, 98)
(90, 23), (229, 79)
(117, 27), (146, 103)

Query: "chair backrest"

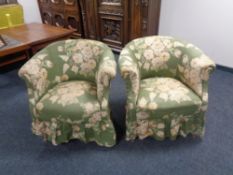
(31, 39), (110, 88)
(127, 36), (182, 79)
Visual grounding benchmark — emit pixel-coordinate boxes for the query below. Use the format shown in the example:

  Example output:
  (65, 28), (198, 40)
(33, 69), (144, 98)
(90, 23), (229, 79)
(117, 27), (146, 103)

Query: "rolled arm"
(119, 46), (141, 140)
(177, 43), (216, 101)
(18, 52), (52, 118)
(118, 47), (140, 104)
(96, 48), (117, 110)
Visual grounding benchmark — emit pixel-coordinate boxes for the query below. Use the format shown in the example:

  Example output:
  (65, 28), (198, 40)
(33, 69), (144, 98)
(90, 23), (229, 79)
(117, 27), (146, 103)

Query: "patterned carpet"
(0, 63), (232, 175)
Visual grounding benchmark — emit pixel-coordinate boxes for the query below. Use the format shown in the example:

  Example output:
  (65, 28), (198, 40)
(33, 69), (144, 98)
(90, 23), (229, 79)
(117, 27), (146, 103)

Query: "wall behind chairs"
(159, 0), (233, 68)
(18, 0), (41, 23)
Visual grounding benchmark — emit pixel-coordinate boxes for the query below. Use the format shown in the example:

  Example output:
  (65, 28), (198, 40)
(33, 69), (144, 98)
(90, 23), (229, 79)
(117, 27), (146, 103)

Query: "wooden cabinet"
(129, 0), (161, 40)
(37, 0), (161, 52)
(38, 0), (83, 38)
(79, 0), (129, 51)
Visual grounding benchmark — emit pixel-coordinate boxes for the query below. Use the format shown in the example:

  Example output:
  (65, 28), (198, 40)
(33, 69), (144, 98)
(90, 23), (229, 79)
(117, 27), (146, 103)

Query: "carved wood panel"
(53, 13), (65, 27)
(64, 0), (75, 6)
(100, 16), (123, 47)
(38, 0), (83, 38)
(41, 11), (53, 25)
(50, 0), (60, 4)
(96, 0), (127, 51)
(64, 9), (82, 37)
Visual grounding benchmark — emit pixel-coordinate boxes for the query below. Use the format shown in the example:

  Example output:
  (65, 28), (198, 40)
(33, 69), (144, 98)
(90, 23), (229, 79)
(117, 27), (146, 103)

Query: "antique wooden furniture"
(0, 23), (74, 67)
(0, 35), (29, 67)
(0, 35), (7, 48)
(38, 0), (83, 38)
(37, 0), (161, 52)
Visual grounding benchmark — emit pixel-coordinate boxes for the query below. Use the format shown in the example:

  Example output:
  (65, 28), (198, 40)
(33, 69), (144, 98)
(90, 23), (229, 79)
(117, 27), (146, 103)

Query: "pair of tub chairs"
(19, 36), (215, 146)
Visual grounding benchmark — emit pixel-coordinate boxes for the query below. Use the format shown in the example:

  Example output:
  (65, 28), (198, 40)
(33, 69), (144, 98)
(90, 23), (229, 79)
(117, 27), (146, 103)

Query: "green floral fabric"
(119, 36), (215, 141)
(19, 39), (117, 146)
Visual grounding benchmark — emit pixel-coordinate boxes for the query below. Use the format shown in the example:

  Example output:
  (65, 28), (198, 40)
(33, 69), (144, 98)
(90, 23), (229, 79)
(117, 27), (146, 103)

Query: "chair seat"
(36, 80), (100, 121)
(137, 77), (202, 115)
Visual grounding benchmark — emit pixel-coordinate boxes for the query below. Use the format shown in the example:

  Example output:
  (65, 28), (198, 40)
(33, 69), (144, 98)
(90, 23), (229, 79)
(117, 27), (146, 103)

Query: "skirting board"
(217, 64), (233, 74)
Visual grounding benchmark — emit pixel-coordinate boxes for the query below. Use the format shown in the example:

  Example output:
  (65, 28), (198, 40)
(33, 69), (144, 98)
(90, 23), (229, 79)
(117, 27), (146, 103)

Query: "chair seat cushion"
(137, 77), (202, 115)
(36, 80), (100, 121)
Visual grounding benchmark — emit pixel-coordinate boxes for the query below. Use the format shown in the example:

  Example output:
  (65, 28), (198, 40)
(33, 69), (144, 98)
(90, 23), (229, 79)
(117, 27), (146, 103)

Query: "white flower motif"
(149, 92), (156, 100)
(143, 62), (150, 70)
(37, 54), (48, 60)
(157, 123), (165, 129)
(138, 97), (147, 108)
(148, 102), (158, 110)
(145, 37), (154, 46)
(57, 46), (64, 52)
(173, 41), (185, 47)
(143, 49), (154, 60)
(102, 98), (108, 108)
(174, 49), (182, 58)
(157, 131), (164, 138)
(89, 112), (103, 124)
(130, 45), (135, 50)
(84, 102), (94, 115)
(36, 102), (44, 111)
(136, 111), (149, 120)
(71, 66), (79, 73)
(93, 46), (101, 56)
(72, 53), (83, 64)
(59, 55), (69, 62)
(63, 64), (70, 74)
(182, 55), (189, 64)
(45, 60), (53, 68)
(163, 39), (172, 48)
(82, 46), (93, 59)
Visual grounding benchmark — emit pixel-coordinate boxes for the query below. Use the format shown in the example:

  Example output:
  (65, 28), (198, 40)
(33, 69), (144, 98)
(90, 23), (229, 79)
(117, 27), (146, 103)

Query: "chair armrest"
(177, 44), (216, 100)
(118, 47), (140, 105)
(96, 48), (117, 110)
(18, 53), (52, 107)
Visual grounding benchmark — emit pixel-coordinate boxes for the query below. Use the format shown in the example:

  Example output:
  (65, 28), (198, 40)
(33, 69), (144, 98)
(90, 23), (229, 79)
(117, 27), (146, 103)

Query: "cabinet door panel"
(100, 15), (123, 47)
(96, 0), (127, 51)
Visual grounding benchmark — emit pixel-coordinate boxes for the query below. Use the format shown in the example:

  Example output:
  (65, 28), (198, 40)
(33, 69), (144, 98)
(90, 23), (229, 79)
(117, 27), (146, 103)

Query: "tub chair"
(19, 39), (117, 146)
(119, 36), (215, 141)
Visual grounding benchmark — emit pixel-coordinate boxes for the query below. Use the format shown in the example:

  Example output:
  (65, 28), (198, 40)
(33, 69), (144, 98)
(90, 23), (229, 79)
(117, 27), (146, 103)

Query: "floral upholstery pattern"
(119, 36), (215, 141)
(19, 39), (117, 146)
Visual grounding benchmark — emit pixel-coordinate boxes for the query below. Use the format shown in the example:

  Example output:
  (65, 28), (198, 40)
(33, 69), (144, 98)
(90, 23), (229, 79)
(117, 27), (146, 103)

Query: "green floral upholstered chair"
(119, 36), (215, 141)
(19, 39), (117, 146)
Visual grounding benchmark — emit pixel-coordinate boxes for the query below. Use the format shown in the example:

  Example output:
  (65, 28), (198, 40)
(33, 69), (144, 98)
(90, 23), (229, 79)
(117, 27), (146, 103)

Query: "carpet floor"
(0, 64), (233, 175)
